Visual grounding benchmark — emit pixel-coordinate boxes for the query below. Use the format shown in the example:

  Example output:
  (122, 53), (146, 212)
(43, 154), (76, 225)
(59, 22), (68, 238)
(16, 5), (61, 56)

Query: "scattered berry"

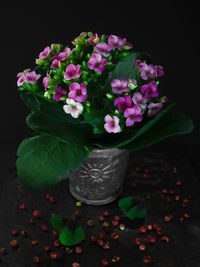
(135, 237), (142, 246)
(111, 256), (120, 263)
(143, 255), (152, 264)
(135, 167), (141, 172)
(33, 210), (40, 218)
(52, 230), (58, 237)
(29, 218), (35, 224)
(102, 221), (110, 228)
(21, 230), (28, 237)
(97, 238), (104, 246)
(45, 193), (50, 199)
(43, 244), (51, 252)
(49, 196), (55, 203)
(98, 232), (105, 239)
(169, 189), (174, 194)
(33, 256), (40, 264)
(110, 232), (119, 240)
(114, 215), (120, 221)
(119, 224), (125, 231)
(75, 246), (82, 254)
(19, 204), (26, 210)
(165, 196), (171, 202)
(147, 224), (153, 231)
(30, 240), (38, 246)
(146, 234), (156, 244)
(51, 212), (56, 217)
(179, 217), (184, 222)
(112, 220), (119, 227)
(10, 240), (18, 247)
(176, 180), (182, 186)
(139, 244), (146, 251)
(174, 195), (180, 201)
(76, 201), (82, 207)
(66, 247), (73, 254)
(102, 258), (109, 266)
(11, 229), (18, 236)
(139, 226), (147, 234)
(0, 248), (7, 255)
(72, 263), (80, 267)
(161, 236), (170, 243)
(184, 213), (190, 219)
(74, 210), (81, 218)
(103, 211), (109, 217)
(54, 240), (60, 248)
(87, 220), (95, 227)
(41, 224), (48, 232)
(162, 188), (168, 194)
(90, 235), (97, 242)
(102, 241), (110, 250)
(99, 215), (104, 222)
(50, 251), (59, 260)
(183, 198), (189, 204)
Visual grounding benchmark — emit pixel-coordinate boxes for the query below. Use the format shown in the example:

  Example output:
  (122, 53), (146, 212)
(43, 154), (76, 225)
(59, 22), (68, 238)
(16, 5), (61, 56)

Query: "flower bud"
(114, 109), (120, 116)
(161, 96), (168, 103)
(93, 38), (100, 44)
(106, 93), (114, 100)
(44, 91), (51, 99)
(88, 32), (93, 38)
(35, 59), (43, 65)
(123, 45), (132, 50)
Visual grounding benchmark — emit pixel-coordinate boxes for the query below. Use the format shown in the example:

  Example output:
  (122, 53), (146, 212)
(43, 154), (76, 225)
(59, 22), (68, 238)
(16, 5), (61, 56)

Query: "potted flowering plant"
(16, 32), (193, 205)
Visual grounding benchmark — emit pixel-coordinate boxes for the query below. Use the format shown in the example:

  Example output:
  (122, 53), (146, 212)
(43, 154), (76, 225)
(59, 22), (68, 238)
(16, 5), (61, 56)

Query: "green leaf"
(20, 93), (39, 111)
(121, 111), (194, 150)
(16, 135), (90, 189)
(59, 225), (85, 246)
(118, 196), (133, 212)
(26, 101), (94, 146)
(137, 208), (147, 218)
(51, 215), (64, 232)
(84, 109), (107, 134)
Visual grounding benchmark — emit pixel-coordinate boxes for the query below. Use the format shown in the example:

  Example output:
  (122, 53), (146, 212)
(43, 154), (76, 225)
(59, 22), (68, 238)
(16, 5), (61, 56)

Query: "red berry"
(176, 180), (182, 186)
(33, 256), (40, 263)
(152, 223), (159, 229)
(139, 244), (146, 251)
(54, 240), (60, 248)
(135, 237), (141, 246)
(41, 224), (48, 232)
(45, 193), (50, 199)
(143, 255), (152, 264)
(51, 212), (56, 217)
(113, 215), (120, 221)
(102, 258), (109, 266)
(98, 232), (105, 239)
(155, 225), (162, 232)
(169, 189), (174, 194)
(161, 235), (170, 243)
(29, 218), (35, 224)
(72, 263), (80, 267)
(49, 196), (55, 203)
(99, 215), (104, 222)
(183, 198), (189, 204)
(75, 246), (82, 254)
(43, 244), (51, 252)
(11, 229), (18, 236)
(50, 251), (59, 260)
(10, 240), (18, 247)
(111, 256), (120, 263)
(139, 226), (147, 234)
(174, 195), (180, 201)
(112, 220), (119, 227)
(147, 234), (156, 244)
(184, 213), (190, 219)
(165, 196), (171, 202)
(162, 188), (168, 194)
(97, 238), (104, 246)
(52, 230), (58, 237)
(103, 211), (109, 217)
(19, 204), (26, 210)
(90, 235), (97, 242)
(164, 214), (173, 222)
(74, 210), (81, 218)
(147, 224), (153, 231)
(33, 210), (40, 218)
(179, 217), (184, 222)
(110, 232), (119, 240)
(30, 240), (38, 246)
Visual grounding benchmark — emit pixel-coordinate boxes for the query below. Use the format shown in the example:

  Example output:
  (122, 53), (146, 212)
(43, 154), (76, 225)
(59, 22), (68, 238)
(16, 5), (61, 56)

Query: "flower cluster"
(17, 32), (166, 134)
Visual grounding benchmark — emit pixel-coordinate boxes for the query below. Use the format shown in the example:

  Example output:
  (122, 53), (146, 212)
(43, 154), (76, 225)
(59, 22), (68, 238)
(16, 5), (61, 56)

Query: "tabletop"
(0, 137), (200, 267)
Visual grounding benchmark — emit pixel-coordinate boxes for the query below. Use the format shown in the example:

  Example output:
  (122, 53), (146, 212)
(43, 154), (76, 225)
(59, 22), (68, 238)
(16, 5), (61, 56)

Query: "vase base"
(69, 186), (123, 205)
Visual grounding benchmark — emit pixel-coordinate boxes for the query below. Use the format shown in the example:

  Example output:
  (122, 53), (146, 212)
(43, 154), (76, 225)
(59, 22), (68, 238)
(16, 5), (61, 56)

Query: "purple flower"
(17, 75), (26, 87)
(147, 102), (163, 117)
(63, 98), (83, 118)
(43, 73), (49, 90)
(111, 79), (130, 94)
(114, 95), (132, 113)
(39, 46), (51, 60)
(88, 53), (107, 72)
(64, 64), (81, 80)
(51, 48), (71, 62)
(88, 33), (99, 45)
(51, 59), (59, 69)
(25, 71), (41, 84)
(53, 86), (67, 102)
(104, 115), (121, 133)
(108, 35), (124, 51)
(68, 83), (87, 103)
(124, 105), (143, 127)
(94, 42), (112, 57)
(135, 60), (145, 68)
(139, 63), (156, 80)
(154, 65), (164, 77)
(132, 92), (147, 110)
(140, 81), (159, 100)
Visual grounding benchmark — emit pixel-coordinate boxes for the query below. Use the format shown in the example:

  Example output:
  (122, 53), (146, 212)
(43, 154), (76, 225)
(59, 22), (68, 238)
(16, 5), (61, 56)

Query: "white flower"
(63, 98), (83, 118)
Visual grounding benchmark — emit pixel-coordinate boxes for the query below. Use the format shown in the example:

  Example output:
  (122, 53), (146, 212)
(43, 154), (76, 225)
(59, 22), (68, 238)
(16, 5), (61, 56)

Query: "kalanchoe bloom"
(114, 95), (132, 113)
(88, 33), (100, 45)
(108, 35), (125, 51)
(64, 64), (81, 80)
(53, 86), (66, 102)
(25, 71), (41, 84)
(39, 46), (51, 60)
(63, 98), (83, 118)
(111, 78), (130, 94)
(139, 63), (156, 80)
(128, 79), (137, 90)
(124, 105), (143, 127)
(132, 92), (147, 110)
(135, 60), (145, 68)
(88, 53), (107, 72)
(17, 68), (31, 77)
(154, 65), (164, 77)
(43, 73), (49, 90)
(51, 48), (71, 62)
(68, 82), (88, 102)
(94, 42), (112, 57)
(51, 59), (59, 69)
(140, 81), (159, 100)
(17, 75), (26, 87)
(104, 115), (121, 133)
(147, 102), (163, 117)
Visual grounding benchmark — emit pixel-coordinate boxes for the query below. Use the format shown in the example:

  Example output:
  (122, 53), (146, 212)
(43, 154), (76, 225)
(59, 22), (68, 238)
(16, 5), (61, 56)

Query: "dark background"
(0, 1), (198, 148)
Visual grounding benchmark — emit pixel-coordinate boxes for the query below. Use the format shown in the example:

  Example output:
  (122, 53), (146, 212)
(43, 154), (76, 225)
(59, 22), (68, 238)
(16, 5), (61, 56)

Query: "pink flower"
(64, 64), (81, 80)
(108, 35), (124, 51)
(53, 86), (66, 102)
(17, 69), (31, 77)
(140, 81), (159, 100)
(88, 53), (107, 72)
(124, 105), (143, 127)
(104, 115), (121, 133)
(154, 65), (164, 77)
(114, 95), (132, 113)
(39, 46), (51, 60)
(17, 75), (26, 87)
(147, 102), (163, 117)
(94, 42), (112, 57)
(132, 92), (147, 110)
(63, 98), (83, 118)
(139, 63), (156, 80)
(111, 79), (130, 94)
(68, 83), (87, 102)
(43, 73), (49, 90)
(51, 48), (71, 62)
(25, 71), (41, 84)
(88, 33), (99, 45)
(51, 59), (59, 69)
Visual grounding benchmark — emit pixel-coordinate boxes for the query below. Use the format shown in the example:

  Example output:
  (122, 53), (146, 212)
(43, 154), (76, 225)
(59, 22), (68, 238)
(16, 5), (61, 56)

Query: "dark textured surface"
(0, 138), (200, 267)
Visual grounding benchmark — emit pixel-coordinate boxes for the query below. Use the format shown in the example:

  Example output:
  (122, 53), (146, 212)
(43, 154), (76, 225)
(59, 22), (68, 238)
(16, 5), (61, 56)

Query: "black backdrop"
(0, 1), (198, 148)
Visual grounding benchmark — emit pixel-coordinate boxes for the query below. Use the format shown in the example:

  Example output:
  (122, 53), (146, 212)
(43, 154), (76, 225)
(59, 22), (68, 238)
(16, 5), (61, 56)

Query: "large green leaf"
(121, 111), (194, 150)
(51, 215), (64, 232)
(94, 103), (176, 148)
(26, 101), (94, 146)
(84, 109), (108, 134)
(16, 135), (90, 189)
(59, 225), (85, 246)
